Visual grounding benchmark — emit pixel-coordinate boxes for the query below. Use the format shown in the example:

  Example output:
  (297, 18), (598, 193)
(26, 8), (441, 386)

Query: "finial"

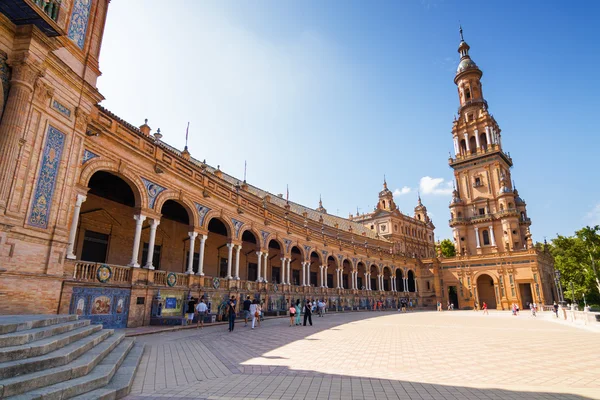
(459, 24), (464, 41)
(144, 118), (148, 125)
(319, 194), (323, 207)
(383, 174), (387, 189)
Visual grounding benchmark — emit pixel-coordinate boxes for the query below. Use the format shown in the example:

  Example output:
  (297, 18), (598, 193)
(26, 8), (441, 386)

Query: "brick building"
(0, 3), (556, 327)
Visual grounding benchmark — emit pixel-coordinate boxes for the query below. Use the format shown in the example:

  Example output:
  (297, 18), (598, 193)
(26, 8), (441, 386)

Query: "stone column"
(474, 226), (481, 248)
(453, 137), (459, 156)
(324, 265), (328, 288)
(128, 214), (147, 267)
(197, 235), (207, 276)
(364, 272), (369, 290)
(474, 129), (480, 150)
(256, 251), (263, 282)
(485, 126), (491, 147)
(185, 231), (197, 274)
(287, 258), (292, 285)
(301, 262), (306, 286)
(0, 57), (41, 212)
(415, 279), (418, 293)
(280, 257), (287, 284)
(306, 261), (311, 286)
(66, 194), (87, 259)
(319, 265), (324, 287)
(339, 269), (344, 289)
(489, 225), (497, 247)
(226, 243), (234, 279)
(464, 133), (470, 152)
(145, 219), (161, 270)
(263, 252), (269, 283)
(404, 277), (408, 293)
(234, 245), (241, 280)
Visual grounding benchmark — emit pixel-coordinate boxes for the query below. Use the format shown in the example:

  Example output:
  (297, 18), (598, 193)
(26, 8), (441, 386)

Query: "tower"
(448, 27), (531, 255)
(377, 178), (396, 212)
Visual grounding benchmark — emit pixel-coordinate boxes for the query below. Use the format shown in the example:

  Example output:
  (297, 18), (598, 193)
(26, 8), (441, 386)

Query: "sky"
(97, 0), (600, 243)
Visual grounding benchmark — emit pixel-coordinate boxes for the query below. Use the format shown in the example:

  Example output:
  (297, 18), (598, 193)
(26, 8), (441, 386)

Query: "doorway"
(476, 274), (497, 309)
(448, 286), (459, 309)
(519, 283), (534, 309)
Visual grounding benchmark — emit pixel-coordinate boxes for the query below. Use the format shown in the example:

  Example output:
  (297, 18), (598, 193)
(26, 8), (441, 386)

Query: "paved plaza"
(126, 311), (600, 400)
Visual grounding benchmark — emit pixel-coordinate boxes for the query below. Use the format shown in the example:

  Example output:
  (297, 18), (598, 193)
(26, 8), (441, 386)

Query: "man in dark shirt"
(303, 300), (313, 326)
(186, 297), (197, 325)
(243, 296), (252, 327)
(227, 299), (236, 332)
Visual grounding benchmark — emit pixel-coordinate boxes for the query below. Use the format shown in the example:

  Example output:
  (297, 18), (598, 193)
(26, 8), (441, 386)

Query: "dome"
(457, 57), (477, 74)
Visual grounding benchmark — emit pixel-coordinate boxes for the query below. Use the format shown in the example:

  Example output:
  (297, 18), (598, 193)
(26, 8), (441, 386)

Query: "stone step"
(0, 328), (112, 379)
(0, 323), (102, 365)
(0, 316), (79, 336)
(0, 320), (91, 348)
(6, 338), (135, 400)
(0, 332), (125, 397)
(70, 343), (146, 400)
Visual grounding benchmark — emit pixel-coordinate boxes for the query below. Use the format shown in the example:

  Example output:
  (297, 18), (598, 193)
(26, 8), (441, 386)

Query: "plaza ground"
(125, 310), (600, 400)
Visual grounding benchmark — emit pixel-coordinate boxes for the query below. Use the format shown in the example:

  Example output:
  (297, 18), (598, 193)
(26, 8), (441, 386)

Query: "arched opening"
(479, 132), (488, 150)
(370, 265), (378, 291)
(290, 246), (303, 286)
(356, 262), (366, 290)
(268, 239), (283, 284)
(342, 259), (352, 289)
(396, 269), (404, 292)
(465, 88), (471, 100)
(150, 200), (192, 272)
(309, 251), (321, 287)
(460, 139), (467, 155)
(77, 171), (140, 265)
(240, 230), (259, 281)
(469, 136), (477, 155)
(327, 255), (336, 288)
(205, 218), (231, 278)
(407, 270), (416, 292)
(383, 266), (392, 291)
(482, 229), (490, 246)
(476, 274), (497, 309)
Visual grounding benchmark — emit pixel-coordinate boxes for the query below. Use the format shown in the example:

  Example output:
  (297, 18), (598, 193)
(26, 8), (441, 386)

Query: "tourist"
(447, 301), (451, 311)
(553, 301), (559, 318)
(257, 301), (263, 327)
(408, 300), (413, 311)
(482, 302), (488, 315)
(289, 302), (296, 326)
(243, 296), (251, 327)
(227, 299), (236, 332)
(401, 300), (407, 312)
(511, 303), (517, 316)
(196, 297), (207, 329)
(303, 300), (313, 326)
(318, 299), (325, 317)
(516, 304), (520, 315)
(250, 299), (259, 329)
(450, 303), (454, 310)
(295, 299), (302, 326)
(260, 301), (265, 322)
(186, 297), (197, 325)
(531, 302), (537, 317)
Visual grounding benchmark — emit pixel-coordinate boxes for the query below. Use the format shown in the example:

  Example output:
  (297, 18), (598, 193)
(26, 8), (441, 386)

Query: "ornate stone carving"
(33, 80), (54, 105)
(8, 54), (44, 90)
(75, 107), (90, 131)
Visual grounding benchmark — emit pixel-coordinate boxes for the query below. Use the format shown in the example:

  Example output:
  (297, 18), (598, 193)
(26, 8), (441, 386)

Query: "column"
(415, 279), (418, 293)
(485, 126), (491, 147)
(256, 251), (263, 282)
(489, 225), (497, 246)
(66, 194), (87, 259)
(306, 261), (311, 286)
(464, 133), (470, 152)
(324, 265), (328, 288)
(340, 269), (344, 289)
(392, 276), (396, 292)
(234, 245), (241, 280)
(280, 258), (287, 284)
(404, 277), (408, 293)
(196, 235), (207, 276)
(263, 252), (269, 283)
(364, 273), (369, 290)
(287, 258), (291, 285)
(128, 214), (146, 267)
(319, 266), (324, 287)
(226, 243), (234, 279)
(184, 231), (197, 274)
(390, 276), (394, 292)
(474, 129), (480, 150)
(144, 219), (160, 270)
(354, 271), (358, 290)
(453, 137), (459, 156)
(0, 58), (41, 211)
(474, 226), (481, 248)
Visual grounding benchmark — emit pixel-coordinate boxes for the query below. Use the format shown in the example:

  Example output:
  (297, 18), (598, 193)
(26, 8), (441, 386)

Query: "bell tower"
(448, 27), (531, 256)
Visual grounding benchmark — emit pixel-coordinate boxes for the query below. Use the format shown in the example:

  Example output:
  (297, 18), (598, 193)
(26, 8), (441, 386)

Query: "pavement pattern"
(126, 310), (600, 400)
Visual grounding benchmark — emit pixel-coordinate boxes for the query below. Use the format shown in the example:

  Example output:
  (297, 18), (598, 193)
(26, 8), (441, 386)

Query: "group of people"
(289, 299), (327, 327)
(435, 301), (455, 311)
(241, 296), (264, 330)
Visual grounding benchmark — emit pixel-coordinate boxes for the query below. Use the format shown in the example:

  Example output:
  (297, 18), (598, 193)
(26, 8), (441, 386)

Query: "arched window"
(482, 230), (490, 246)
(500, 204), (504, 211)
(460, 139), (467, 155)
(382, 200), (386, 208)
(474, 177), (481, 187)
(465, 88), (471, 100)
(417, 214), (421, 220)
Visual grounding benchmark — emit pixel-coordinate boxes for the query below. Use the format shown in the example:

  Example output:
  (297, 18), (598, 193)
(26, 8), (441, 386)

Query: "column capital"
(199, 234), (208, 241)
(75, 194), (87, 206)
(263, 252), (269, 258)
(133, 214), (147, 222)
(256, 250), (263, 256)
(235, 244), (242, 251)
(227, 242), (235, 249)
(188, 231), (198, 239)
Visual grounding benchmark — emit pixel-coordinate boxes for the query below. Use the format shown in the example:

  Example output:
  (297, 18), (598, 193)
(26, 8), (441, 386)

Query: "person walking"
(318, 299), (325, 317)
(303, 300), (313, 326)
(531, 302), (537, 317)
(186, 297), (197, 325)
(227, 299), (236, 332)
(289, 302), (296, 326)
(482, 301), (488, 315)
(553, 301), (559, 318)
(250, 299), (258, 329)
(257, 301), (263, 327)
(196, 297), (207, 329)
(295, 299), (302, 326)
(243, 296), (251, 327)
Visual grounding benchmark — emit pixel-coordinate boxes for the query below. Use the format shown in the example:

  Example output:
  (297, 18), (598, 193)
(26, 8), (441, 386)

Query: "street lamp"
(554, 269), (564, 304)
(570, 281), (576, 310)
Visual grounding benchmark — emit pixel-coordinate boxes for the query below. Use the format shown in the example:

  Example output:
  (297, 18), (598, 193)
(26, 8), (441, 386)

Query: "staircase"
(0, 315), (144, 399)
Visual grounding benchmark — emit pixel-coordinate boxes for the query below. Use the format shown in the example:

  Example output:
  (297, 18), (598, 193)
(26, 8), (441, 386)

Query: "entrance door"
(519, 283), (534, 309)
(476, 274), (497, 309)
(448, 286), (459, 309)
(81, 230), (109, 262)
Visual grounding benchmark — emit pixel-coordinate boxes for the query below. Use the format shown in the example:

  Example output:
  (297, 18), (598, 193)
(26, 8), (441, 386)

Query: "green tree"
(437, 239), (456, 258)
(550, 225), (600, 305)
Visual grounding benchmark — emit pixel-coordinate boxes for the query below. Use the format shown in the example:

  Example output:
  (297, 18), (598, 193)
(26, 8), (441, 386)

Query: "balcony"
(449, 208), (520, 226)
(449, 145), (513, 168)
(458, 98), (488, 114)
(0, 0), (64, 37)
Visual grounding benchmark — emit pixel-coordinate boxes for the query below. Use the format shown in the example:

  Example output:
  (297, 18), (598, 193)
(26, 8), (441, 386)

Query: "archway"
(396, 269), (404, 292)
(407, 270), (416, 292)
(476, 274), (497, 309)
(342, 259), (352, 289)
(326, 255), (336, 288)
(205, 217), (231, 278)
(268, 239), (283, 284)
(290, 246), (303, 286)
(370, 264), (378, 290)
(383, 266), (392, 291)
(150, 199), (192, 272)
(309, 251), (321, 287)
(76, 171), (140, 265)
(356, 262), (366, 290)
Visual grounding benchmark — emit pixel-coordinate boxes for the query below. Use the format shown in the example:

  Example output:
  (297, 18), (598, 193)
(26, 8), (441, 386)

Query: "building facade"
(0, 3), (555, 327)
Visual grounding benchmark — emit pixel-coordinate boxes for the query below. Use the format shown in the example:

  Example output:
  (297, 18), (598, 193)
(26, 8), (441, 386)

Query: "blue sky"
(98, 0), (599, 242)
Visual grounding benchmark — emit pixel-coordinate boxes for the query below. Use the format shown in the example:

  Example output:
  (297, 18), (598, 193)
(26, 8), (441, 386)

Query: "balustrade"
(33, 0), (61, 21)
(72, 262), (132, 284)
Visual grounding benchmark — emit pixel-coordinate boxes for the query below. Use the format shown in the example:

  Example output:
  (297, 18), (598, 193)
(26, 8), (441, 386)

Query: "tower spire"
(459, 24), (464, 41)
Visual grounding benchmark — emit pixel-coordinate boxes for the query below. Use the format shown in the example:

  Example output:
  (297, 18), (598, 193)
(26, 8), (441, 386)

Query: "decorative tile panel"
(303, 245), (312, 260)
(321, 250), (329, 261)
(68, 0), (93, 49)
(352, 257), (358, 267)
(283, 239), (292, 254)
(52, 99), (72, 118)
(69, 286), (130, 329)
(141, 177), (166, 209)
(28, 126), (65, 229)
(337, 254), (344, 266)
(260, 230), (270, 247)
(231, 218), (244, 237)
(0, 51), (9, 106)
(194, 202), (211, 226)
(82, 149), (98, 164)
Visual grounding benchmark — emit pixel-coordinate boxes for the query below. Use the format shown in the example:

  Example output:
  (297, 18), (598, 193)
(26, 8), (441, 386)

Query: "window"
(474, 177), (482, 187)
(219, 257), (228, 278)
(248, 262), (258, 281)
(479, 208), (485, 215)
(81, 230), (109, 263)
(426, 281), (431, 291)
(394, 224), (398, 232)
(417, 214), (421, 220)
(482, 230), (490, 246)
(465, 89), (471, 100)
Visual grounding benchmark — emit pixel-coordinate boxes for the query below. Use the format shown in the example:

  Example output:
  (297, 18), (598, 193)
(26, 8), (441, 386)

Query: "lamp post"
(554, 269), (564, 305)
(569, 281), (575, 310)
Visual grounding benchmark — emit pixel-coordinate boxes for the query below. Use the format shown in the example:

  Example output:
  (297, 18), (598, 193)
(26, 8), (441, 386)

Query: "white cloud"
(393, 186), (412, 196)
(585, 203), (600, 225)
(419, 176), (453, 196)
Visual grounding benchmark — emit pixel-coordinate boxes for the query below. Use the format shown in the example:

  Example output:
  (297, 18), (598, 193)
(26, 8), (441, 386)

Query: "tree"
(550, 226), (600, 305)
(437, 239), (456, 258)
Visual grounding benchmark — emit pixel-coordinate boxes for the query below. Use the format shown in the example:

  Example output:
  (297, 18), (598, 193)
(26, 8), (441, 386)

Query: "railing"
(153, 270), (188, 287)
(458, 98), (488, 113)
(32, 0), (61, 22)
(449, 145), (512, 165)
(449, 208), (520, 225)
(72, 262), (132, 284)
